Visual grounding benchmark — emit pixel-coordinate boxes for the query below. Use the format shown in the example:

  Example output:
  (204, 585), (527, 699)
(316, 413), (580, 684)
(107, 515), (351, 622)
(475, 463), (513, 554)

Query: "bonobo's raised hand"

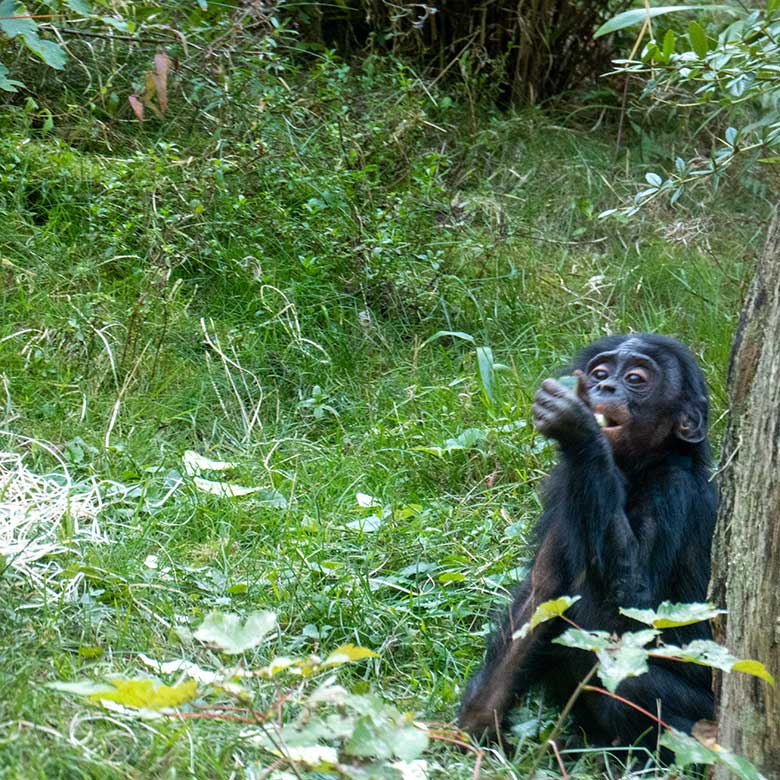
(531, 372), (600, 447)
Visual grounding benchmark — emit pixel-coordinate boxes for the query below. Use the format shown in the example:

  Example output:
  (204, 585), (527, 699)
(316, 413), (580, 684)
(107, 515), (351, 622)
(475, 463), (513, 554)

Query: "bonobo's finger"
(540, 378), (568, 396)
(532, 411), (552, 433)
(533, 390), (560, 411)
(573, 369), (591, 406)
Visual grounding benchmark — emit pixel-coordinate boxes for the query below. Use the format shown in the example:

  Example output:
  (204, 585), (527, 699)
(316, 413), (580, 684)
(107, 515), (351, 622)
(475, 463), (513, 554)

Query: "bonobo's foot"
(457, 699), (514, 751)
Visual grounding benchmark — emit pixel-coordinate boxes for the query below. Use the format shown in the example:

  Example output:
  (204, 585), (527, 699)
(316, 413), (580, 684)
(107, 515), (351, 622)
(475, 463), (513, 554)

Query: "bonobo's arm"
(532, 378), (643, 605)
(458, 530), (564, 742)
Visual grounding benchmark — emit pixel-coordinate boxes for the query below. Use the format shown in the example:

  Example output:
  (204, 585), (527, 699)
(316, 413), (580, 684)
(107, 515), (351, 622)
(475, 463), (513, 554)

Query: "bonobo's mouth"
(592, 403), (631, 437)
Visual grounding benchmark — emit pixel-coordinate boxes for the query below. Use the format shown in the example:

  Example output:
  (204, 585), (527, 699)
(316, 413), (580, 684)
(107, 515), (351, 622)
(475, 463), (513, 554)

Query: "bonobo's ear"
(676, 406), (706, 443)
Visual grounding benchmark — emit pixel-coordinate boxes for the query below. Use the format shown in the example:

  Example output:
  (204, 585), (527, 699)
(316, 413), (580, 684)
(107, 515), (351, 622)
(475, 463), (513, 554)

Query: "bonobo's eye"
(624, 367), (650, 386)
(590, 364), (610, 381)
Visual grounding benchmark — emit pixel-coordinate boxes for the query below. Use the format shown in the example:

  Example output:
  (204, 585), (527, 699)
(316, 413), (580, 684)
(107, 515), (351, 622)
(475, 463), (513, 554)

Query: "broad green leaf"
(556, 629), (658, 691)
(444, 427), (486, 450)
(345, 514), (383, 532)
(385, 722), (429, 762)
(0, 62), (23, 92)
(660, 728), (767, 780)
(48, 679), (117, 695)
(182, 449), (236, 475)
(323, 643), (378, 666)
(529, 595), (579, 630)
(21, 32), (66, 69)
(257, 656), (298, 677)
(89, 678), (197, 709)
(732, 659), (775, 685)
(654, 640), (774, 685)
(275, 744), (339, 767)
(65, 0), (92, 12)
(346, 711), (428, 762)
(192, 476), (258, 497)
(554, 627), (611, 651)
(660, 727), (717, 764)
(646, 172), (663, 187)
(194, 610), (276, 654)
(414, 427), (487, 457)
(438, 571), (466, 583)
(688, 20), (709, 57)
(0, 0), (37, 38)
(620, 601), (724, 628)
(663, 28), (676, 58)
(78, 646), (104, 659)
(597, 644), (649, 693)
(595, 5), (734, 38)
(513, 596), (580, 639)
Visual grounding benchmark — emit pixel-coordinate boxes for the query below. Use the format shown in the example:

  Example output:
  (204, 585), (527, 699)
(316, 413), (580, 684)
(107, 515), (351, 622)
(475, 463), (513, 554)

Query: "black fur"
(458, 334), (717, 752)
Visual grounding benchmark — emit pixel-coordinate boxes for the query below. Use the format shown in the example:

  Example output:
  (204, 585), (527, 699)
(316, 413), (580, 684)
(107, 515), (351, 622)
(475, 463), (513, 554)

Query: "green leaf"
(0, 0), (37, 38)
(557, 375), (579, 392)
(597, 645), (649, 693)
(688, 20), (709, 58)
(476, 346), (496, 406)
(0, 62), (23, 92)
(556, 628), (659, 692)
(193, 610), (277, 654)
(620, 601), (724, 628)
(65, 0), (92, 12)
(654, 640), (775, 685)
(48, 679), (116, 696)
(732, 659), (775, 686)
(90, 678), (198, 710)
(513, 596), (581, 639)
(645, 172), (663, 187)
(554, 627), (611, 651)
(21, 32), (66, 69)
(419, 329), (474, 349)
(437, 570), (465, 584)
(594, 5), (734, 38)
(660, 728), (716, 764)
(78, 645), (104, 659)
(323, 643), (378, 666)
(51, 678), (198, 710)
(660, 728), (767, 780)
(663, 28), (676, 59)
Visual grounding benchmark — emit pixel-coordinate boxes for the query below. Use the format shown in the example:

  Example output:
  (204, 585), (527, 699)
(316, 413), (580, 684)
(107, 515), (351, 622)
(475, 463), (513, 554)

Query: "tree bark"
(710, 209), (780, 776)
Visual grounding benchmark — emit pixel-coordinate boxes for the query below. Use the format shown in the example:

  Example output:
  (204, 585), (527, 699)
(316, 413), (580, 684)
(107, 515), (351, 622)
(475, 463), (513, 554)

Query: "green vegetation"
(0, 8), (768, 777)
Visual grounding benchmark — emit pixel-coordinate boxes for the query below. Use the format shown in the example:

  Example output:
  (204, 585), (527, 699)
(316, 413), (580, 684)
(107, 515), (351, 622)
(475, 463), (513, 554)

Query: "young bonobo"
(458, 334), (717, 751)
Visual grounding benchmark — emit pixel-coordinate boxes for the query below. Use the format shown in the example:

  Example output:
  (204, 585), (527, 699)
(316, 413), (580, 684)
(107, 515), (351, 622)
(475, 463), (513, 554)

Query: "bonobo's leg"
(458, 532), (564, 741)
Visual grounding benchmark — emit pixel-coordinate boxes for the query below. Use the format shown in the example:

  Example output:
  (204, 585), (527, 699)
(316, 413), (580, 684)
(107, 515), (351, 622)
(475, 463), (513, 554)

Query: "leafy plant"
(599, 3), (780, 216)
(518, 597), (774, 779)
(49, 610), (429, 780)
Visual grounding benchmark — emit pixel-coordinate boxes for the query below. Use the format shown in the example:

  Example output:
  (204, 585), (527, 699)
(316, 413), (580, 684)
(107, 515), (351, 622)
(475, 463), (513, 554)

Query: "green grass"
(0, 47), (764, 780)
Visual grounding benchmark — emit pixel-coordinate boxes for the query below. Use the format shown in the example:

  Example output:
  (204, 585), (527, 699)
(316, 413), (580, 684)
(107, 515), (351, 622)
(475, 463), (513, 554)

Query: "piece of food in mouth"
(593, 412), (607, 428)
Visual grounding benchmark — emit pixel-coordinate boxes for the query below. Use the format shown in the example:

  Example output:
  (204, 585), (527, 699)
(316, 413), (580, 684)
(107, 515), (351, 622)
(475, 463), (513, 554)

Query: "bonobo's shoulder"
(632, 453), (713, 493)
(644, 452), (708, 476)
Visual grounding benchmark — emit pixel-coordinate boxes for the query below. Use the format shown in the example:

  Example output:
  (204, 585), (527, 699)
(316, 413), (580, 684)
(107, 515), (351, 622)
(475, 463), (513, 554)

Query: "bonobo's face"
(583, 337), (683, 452)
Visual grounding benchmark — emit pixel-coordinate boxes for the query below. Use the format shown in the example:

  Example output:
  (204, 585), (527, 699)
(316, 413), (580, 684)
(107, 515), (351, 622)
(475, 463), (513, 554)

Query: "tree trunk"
(710, 209), (780, 776)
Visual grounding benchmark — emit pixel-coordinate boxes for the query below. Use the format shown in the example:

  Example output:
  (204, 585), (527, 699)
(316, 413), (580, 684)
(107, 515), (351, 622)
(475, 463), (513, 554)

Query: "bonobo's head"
(572, 334), (710, 462)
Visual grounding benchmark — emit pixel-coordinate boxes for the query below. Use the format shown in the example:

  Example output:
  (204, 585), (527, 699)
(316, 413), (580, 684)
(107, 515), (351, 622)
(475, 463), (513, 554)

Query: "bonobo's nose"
(596, 380), (617, 394)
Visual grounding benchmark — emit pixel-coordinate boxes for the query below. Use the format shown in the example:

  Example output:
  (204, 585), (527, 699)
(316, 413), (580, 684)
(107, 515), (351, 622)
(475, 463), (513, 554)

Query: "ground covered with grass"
(0, 41), (766, 780)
